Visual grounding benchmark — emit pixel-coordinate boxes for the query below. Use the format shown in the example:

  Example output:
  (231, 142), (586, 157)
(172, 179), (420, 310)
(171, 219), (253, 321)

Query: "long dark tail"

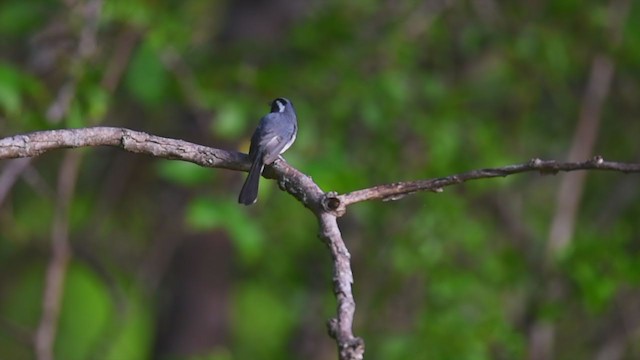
(238, 154), (264, 205)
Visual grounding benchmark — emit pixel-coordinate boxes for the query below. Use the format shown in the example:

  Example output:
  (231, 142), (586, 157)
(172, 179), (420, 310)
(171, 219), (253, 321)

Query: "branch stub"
(322, 192), (345, 217)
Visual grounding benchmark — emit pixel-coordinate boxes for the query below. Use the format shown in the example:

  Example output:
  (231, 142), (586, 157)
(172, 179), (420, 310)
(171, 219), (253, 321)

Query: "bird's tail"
(238, 154), (264, 205)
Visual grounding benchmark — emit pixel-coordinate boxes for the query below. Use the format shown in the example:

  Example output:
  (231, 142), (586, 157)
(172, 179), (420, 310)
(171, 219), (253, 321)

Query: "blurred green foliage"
(1, 0), (640, 359)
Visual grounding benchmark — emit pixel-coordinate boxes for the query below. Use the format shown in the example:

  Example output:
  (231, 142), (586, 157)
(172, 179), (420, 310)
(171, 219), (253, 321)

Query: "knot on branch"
(340, 337), (365, 360)
(327, 319), (365, 360)
(322, 191), (345, 217)
(528, 157), (543, 167)
(590, 155), (604, 164)
(528, 158), (560, 175)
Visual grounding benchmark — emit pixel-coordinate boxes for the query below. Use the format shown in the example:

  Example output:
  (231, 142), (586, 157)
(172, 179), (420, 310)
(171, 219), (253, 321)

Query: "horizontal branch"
(0, 126), (327, 212)
(6, 129), (638, 213)
(323, 157), (640, 214)
(0, 127), (247, 171)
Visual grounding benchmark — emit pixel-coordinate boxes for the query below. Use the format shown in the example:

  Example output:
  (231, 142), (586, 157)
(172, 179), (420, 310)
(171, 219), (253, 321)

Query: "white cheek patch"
(276, 100), (285, 112)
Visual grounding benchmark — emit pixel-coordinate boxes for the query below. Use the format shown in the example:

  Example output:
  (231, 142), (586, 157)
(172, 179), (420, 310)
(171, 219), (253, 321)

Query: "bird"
(238, 97), (298, 205)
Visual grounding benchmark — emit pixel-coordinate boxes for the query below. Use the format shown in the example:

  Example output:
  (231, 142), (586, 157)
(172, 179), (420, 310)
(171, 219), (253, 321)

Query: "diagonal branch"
(0, 158), (32, 205)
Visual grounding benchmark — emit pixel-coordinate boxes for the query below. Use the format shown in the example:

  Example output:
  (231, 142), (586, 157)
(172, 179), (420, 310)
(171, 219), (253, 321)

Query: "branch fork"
(3, 127), (640, 360)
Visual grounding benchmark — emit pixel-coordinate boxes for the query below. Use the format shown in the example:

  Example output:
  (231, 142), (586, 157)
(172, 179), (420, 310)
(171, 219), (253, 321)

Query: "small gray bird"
(238, 97), (298, 205)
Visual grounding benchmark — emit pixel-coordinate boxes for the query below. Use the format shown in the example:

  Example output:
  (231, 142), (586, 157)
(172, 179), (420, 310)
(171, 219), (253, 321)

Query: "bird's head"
(270, 97), (292, 113)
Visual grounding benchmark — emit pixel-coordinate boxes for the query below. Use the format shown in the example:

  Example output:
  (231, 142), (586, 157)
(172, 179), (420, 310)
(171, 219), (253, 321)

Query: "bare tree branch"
(0, 158), (32, 205)
(528, 2), (630, 358)
(319, 213), (365, 360)
(326, 157), (640, 212)
(35, 151), (82, 360)
(0, 127), (364, 359)
(547, 54), (616, 257)
(2, 127), (640, 360)
(0, 127), (247, 171)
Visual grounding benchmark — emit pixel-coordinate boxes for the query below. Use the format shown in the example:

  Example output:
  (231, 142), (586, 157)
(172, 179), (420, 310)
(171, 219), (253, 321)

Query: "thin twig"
(45, 0), (103, 123)
(327, 157), (640, 212)
(0, 158), (32, 205)
(547, 55), (615, 256)
(34, 151), (82, 360)
(528, 1), (631, 358)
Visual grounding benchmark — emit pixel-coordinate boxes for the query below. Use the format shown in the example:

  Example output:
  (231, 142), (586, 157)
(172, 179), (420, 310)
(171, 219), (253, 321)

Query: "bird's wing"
(252, 113), (296, 164)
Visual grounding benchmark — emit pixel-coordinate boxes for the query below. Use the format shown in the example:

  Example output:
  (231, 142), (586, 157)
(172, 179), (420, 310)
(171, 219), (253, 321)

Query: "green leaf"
(103, 0), (152, 26)
(0, 75), (21, 116)
(156, 161), (214, 186)
(56, 263), (113, 360)
(104, 286), (153, 360)
(231, 284), (296, 358)
(124, 43), (169, 106)
(0, 62), (46, 125)
(0, 262), (44, 359)
(65, 100), (85, 128)
(85, 85), (110, 123)
(186, 198), (264, 264)
(212, 101), (248, 139)
(0, 1), (45, 35)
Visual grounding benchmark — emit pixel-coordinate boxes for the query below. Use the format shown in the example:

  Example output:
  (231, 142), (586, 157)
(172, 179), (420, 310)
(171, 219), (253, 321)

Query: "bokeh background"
(1, 0), (640, 359)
